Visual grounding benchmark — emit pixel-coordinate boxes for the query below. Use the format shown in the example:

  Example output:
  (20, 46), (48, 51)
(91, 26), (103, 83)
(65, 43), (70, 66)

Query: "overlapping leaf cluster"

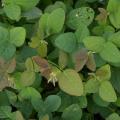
(0, 0), (120, 120)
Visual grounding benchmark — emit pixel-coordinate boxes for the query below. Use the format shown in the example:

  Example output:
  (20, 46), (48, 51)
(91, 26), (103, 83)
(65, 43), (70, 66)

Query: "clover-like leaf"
(93, 93), (110, 107)
(75, 25), (90, 43)
(72, 48), (88, 72)
(12, 111), (24, 120)
(67, 7), (94, 29)
(58, 69), (84, 96)
(0, 42), (16, 60)
(100, 42), (120, 64)
(99, 81), (117, 102)
(108, 31), (120, 48)
(10, 27), (26, 47)
(86, 52), (96, 71)
(85, 78), (100, 94)
(20, 71), (36, 87)
(96, 64), (111, 81)
(107, 0), (120, 29)
(106, 113), (120, 120)
(83, 36), (105, 53)
(0, 26), (9, 44)
(47, 8), (65, 35)
(4, 4), (21, 21)
(62, 104), (82, 120)
(55, 32), (77, 53)
(3, 0), (40, 11)
(44, 95), (61, 112)
(32, 56), (52, 79)
(18, 87), (41, 101)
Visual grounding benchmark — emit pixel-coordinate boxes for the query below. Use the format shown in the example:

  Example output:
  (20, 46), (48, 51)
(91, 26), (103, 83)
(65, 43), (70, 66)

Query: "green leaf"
(37, 41), (48, 57)
(107, 0), (120, 29)
(0, 42), (16, 60)
(58, 51), (68, 69)
(77, 96), (87, 108)
(0, 106), (12, 119)
(111, 67), (120, 94)
(93, 93), (110, 107)
(75, 25), (90, 43)
(99, 81), (117, 102)
(108, 31), (120, 48)
(58, 69), (84, 96)
(106, 113), (120, 120)
(12, 111), (24, 120)
(57, 92), (72, 112)
(16, 0), (40, 11)
(23, 7), (42, 20)
(67, 7), (94, 29)
(62, 104), (82, 120)
(100, 42), (120, 63)
(55, 32), (77, 53)
(47, 8), (65, 35)
(20, 71), (36, 87)
(0, 91), (10, 106)
(10, 27), (26, 47)
(39, 13), (49, 39)
(44, 1), (66, 13)
(83, 36), (105, 53)
(115, 97), (120, 107)
(44, 95), (61, 112)
(5, 90), (17, 105)
(85, 78), (100, 94)
(96, 64), (111, 81)
(4, 4), (21, 21)
(18, 87), (41, 101)
(40, 114), (49, 120)
(3, 0), (40, 11)
(0, 26), (9, 44)
(94, 54), (106, 67)
(25, 58), (34, 71)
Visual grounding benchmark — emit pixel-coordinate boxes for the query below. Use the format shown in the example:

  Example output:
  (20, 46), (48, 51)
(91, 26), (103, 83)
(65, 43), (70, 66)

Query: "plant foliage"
(0, 0), (120, 119)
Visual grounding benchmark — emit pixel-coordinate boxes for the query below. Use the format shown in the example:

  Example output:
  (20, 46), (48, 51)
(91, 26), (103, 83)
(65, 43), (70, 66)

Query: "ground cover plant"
(0, 0), (120, 119)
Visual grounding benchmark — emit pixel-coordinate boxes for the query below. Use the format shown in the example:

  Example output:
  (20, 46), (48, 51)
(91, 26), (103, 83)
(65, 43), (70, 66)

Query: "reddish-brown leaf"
(73, 48), (88, 72)
(86, 52), (96, 71)
(96, 8), (108, 23)
(32, 56), (52, 79)
(7, 58), (16, 73)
